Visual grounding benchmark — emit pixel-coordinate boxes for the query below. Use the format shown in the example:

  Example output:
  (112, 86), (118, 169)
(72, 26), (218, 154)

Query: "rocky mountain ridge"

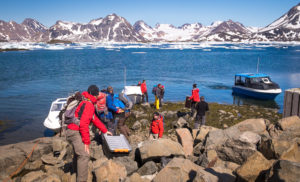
(1, 3), (300, 42)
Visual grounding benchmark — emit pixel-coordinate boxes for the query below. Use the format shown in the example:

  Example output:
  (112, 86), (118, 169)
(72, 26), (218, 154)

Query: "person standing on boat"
(66, 85), (112, 182)
(189, 84), (200, 117)
(141, 80), (148, 103)
(194, 96), (209, 129)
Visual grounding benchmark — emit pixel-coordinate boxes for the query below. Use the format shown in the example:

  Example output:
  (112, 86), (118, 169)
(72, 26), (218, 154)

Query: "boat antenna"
(124, 66), (126, 87)
(256, 57), (260, 73)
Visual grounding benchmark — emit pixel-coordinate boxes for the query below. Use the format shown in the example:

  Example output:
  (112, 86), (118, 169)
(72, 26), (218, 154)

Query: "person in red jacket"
(189, 84), (200, 117)
(149, 112), (164, 139)
(66, 85), (112, 182)
(141, 80), (148, 103)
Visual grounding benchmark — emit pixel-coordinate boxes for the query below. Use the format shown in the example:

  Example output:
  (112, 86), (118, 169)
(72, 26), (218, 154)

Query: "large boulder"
(204, 119), (267, 164)
(138, 139), (185, 163)
(152, 158), (218, 182)
(132, 121), (142, 131)
(280, 139), (300, 162)
(125, 173), (151, 182)
(205, 167), (236, 182)
(90, 141), (104, 160)
(258, 128), (300, 160)
(94, 159), (127, 182)
(0, 137), (52, 177)
(193, 126), (218, 143)
(235, 151), (274, 182)
(278, 116), (300, 131)
(172, 117), (189, 128)
(216, 138), (257, 165)
(266, 160), (300, 182)
(41, 153), (64, 166)
(113, 156), (138, 175)
(21, 171), (48, 182)
(176, 128), (194, 156)
(137, 161), (158, 176)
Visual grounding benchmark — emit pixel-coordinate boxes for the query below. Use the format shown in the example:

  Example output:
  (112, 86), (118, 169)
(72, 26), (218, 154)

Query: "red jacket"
(141, 82), (147, 93)
(190, 88), (200, 102)
(67, 91), (108, 145)
(150, 116), (164, 138)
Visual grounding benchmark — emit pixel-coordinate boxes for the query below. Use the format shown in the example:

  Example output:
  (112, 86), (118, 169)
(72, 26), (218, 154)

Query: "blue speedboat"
(232, 73), (282, 100)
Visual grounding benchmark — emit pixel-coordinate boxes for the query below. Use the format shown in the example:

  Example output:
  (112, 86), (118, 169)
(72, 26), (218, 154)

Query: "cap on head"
(87, 85), (99, 96)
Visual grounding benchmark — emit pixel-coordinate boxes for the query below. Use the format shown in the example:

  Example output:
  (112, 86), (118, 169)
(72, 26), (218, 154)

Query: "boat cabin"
(234, 73), (280, 90)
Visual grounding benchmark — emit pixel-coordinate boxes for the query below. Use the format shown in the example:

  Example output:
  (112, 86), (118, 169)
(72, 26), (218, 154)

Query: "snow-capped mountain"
(0, 18), (47, 42)
(201, 20), (251, 42)
(44, 14), (145, 42)
(1, 2), (300, 43)
(253, 3), (300, 41)
(134, 21), (209, 42)
(134, 20), (251, 42)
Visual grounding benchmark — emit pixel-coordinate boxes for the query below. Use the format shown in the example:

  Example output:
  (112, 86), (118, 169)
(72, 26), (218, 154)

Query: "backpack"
(152, 85), (157, 95)
(113, 94), (126, 109)
(59, 91), (83, 125)
(119, 93), (133, 110)
(96, 92), (107, 113)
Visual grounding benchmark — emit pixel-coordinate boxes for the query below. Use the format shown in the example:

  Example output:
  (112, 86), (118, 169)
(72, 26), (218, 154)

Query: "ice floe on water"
(0, 41), (299, 51)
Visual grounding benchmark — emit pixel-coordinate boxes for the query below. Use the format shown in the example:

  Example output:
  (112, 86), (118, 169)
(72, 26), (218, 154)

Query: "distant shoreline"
(0, 48), (28, 52)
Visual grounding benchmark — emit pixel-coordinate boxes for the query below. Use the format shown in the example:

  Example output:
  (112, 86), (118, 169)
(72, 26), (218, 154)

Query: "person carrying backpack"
(189, 84), (200, 117)
(149, 112), (164, 140)
(66, 85), (112, 182)
(113, 93), (132, 139)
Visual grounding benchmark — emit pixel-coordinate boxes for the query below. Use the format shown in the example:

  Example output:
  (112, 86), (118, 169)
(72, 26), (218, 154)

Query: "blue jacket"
(106, 93), (118, 112)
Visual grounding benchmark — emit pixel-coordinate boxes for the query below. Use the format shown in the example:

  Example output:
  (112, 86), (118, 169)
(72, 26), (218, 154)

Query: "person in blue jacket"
(105, 86), (123, 135)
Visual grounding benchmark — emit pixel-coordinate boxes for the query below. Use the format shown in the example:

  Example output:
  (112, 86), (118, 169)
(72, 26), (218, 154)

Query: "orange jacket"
(150, 116), (164, 138)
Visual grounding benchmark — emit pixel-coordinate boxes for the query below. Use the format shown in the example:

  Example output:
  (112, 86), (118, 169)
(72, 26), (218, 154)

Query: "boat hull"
(43, 117), (61, 133)
(232, 86), (281, 100)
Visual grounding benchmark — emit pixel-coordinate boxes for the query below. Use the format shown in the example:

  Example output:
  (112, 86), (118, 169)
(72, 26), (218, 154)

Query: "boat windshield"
(51, 103), (64, 111)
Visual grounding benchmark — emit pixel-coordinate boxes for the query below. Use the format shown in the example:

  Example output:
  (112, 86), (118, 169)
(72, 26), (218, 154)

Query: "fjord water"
(0, 44), (299, 145)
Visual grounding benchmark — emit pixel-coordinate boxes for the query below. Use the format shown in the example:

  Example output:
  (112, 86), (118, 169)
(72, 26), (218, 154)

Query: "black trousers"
(142, 92), (149, 102)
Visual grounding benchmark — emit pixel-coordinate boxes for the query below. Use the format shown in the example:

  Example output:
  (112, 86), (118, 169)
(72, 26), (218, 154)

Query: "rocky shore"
(1, 102), (299, 182)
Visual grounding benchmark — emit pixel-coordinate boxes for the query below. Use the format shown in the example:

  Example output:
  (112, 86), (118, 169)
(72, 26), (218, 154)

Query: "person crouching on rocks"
(149, 112), (164, 140)
(66, 85), (112, 182)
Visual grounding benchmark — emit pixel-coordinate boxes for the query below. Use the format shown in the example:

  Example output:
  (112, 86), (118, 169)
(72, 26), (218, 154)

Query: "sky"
(0, 0), (299, 28)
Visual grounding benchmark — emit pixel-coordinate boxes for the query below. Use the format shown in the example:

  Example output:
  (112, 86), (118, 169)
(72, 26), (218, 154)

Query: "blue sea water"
(0, 43), (300, 145)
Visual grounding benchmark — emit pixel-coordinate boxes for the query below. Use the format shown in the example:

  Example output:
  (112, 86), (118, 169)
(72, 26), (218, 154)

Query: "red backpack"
(96, 92), (107, 113)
